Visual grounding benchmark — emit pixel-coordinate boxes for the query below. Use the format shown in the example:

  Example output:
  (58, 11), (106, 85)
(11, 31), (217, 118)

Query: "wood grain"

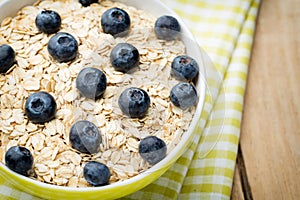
(231, 147), (246, 200)
(232, 145), (256, 200)
(236, 0), (300, 199)
(231, 165), (244, 200)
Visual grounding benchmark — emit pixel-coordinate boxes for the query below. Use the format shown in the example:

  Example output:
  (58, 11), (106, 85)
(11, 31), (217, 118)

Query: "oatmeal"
(0, 0), (197, 187)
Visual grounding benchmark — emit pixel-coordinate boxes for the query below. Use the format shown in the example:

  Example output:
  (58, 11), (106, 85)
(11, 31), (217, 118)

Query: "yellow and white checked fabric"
(0, 0), (260, 199)
(123, 0), (260, 199)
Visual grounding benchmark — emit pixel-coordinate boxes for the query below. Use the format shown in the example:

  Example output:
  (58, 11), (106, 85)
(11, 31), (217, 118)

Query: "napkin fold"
(123, 0), (260, 199)
(0, 0), (260, 199)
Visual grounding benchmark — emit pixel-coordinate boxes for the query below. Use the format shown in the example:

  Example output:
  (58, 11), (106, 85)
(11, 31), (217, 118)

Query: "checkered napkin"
(0, 0), (260, 199)
(123, 0), (260, 199)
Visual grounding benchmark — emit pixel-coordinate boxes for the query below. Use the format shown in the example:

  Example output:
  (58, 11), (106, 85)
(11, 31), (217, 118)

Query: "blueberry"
(101, 7), (131, 37)
(118, 87), (150, 118)
(83, 161), (110, 186)
(171, 55), (199, 81)
(35, 10), (61, 34)
(170, 82), (197, 110)
(154, 15), (181, 41)
(110, 43), (139, 73)
(69, 120), (102, 154)
(0, 44), (15, 74)
(25, 91), (57, 123)
(138, 136), (167, 165)
(76, 67), (107, 100)
(5, 146), (34, 176)
(47, 32), (78, 62)
(79, 0), (98, 7)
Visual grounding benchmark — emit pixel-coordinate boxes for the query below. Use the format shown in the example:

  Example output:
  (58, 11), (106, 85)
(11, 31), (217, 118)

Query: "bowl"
(0, 0), (206, 199)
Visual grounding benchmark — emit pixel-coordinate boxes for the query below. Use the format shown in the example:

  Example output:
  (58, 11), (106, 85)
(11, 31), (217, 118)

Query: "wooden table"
(231, 0), (300, 199)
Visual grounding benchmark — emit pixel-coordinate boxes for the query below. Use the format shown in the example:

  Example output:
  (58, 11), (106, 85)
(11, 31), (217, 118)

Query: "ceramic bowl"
(0, 0), (206, 199)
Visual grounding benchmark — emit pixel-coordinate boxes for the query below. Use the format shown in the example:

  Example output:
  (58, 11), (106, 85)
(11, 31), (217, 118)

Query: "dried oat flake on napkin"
(0, 0), (260, 199)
